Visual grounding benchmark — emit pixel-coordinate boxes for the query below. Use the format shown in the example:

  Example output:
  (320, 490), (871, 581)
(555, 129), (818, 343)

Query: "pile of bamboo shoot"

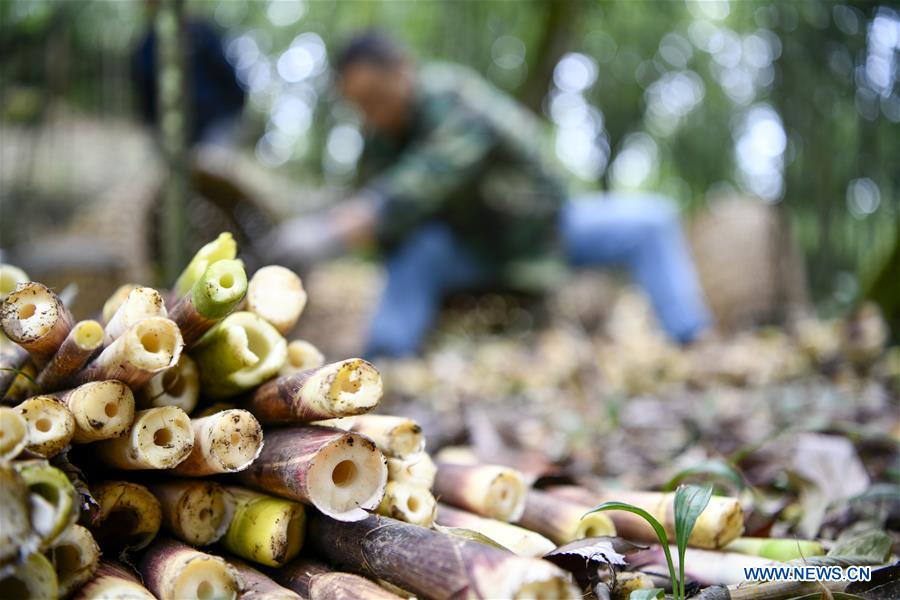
(1, 234), (596, 599)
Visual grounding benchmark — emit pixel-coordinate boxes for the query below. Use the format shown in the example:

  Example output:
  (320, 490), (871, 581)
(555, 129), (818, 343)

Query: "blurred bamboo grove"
(0, 0), (897, 312)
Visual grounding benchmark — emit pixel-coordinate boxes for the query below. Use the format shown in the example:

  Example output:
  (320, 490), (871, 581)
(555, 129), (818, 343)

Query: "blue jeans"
(364, 193), (711, 357)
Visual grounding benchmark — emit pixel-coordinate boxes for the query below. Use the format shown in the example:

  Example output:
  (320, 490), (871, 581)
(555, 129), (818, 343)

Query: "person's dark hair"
(334, 30), (405, 74)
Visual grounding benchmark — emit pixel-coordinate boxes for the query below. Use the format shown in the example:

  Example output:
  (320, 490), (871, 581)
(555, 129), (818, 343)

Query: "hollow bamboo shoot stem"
(0, 264), (29, 300)
(235, 425), (387, 521)
(172, 409), (263, 476)
(318, 414), (424, 459)
(433, 463), (526, 522)
(0, 552), (58, 599)
(138, 353), (199, 413)
(15, 395), (75, 457)
(0, 405), (28, 459)
(1, 282), (74, 368)
(103, 286), (167, 346)
(246, 266), (307, 334)
(101, 284), (140, 324)
(281, 340), (324, 375)
(150, 480), (235, 546)
(172, 232), (237, 299)
(73, 561), (155, 600)
(138, 536), (242, 600)
(221, 487), (305, 567)
(386, 452), (437, 489)
(35, 320), (103, 391)
(45, 524), (100, 597)
(377, 481), (436, 526)
(519, 489), (617, 545)
(55, 380), (135, 443)
(95, 406), (193, 469)
(247, 359), (381, 424)
(89, 481), (162, 552)
(14, 460), (79, 547)
(169, 259), (247, 347)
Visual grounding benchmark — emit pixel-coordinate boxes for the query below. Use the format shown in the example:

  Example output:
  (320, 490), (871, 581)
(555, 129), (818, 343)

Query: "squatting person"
(269, 32), (712, 358)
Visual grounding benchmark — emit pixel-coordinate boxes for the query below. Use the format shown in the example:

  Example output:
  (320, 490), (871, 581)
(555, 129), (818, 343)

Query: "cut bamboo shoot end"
(140, 538), (242, 600)
(192, 311), (287, 398)
(101, 283), (140, 324)
(386, 453), (436, 489)
(46, 525), (100, 598)
(247, 266), (307, 334)
(281, 340), (324, 375)
(1, 282), (61, 343)
(15, 396), (76, 457)
(507, 561), (580, 600)
(151, 481), (235, 546)
(139, 354), (200, 413)
(90, 481), (162, 552)
(308, 435), (389, 520)
(306, 359), (382, 417)
(377, 482), (436, 526)
(0, 552), (58, 600)
(72, 320), (103, 349)
(575, 512), (618, 538)
(168, 554), (239, 600)
(319, 415), (424, 458)
(0, 264), (29, 300)
(120, 317), (181, 371)
(0, 406), (28, 460)
(15, 460), (79, 546)
(173, 232), (238, 298)
(104, 287), (167, 345)
(222, 487), (306, 567)
(73, 561), (156, 600)
(62, 380), (136, 443)
(192, 259), (248, 319)
(172, 410), (264, 476)
(96, 406), (193, 469)
(434, 463), (526, 522)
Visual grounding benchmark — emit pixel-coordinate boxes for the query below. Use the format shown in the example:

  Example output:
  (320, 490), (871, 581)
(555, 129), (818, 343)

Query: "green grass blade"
(674, 484), (713, 600)
(587, 501), (677, 595)
(662, 459), (746, 492)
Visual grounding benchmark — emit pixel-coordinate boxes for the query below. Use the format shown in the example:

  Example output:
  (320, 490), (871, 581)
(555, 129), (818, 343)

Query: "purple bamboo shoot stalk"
(246, 359), (381, 424)
(275, 558), (402, 600)
(225, 557), (301, 600)
(138, 536), (243, 600)
(35, 320), (104, 392)
(73, 561), (155, 600)
(171, 409), (263, 476)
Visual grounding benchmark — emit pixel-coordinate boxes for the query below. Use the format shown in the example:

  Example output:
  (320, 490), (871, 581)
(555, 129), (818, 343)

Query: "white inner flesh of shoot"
(285, 340), (324, 371)
(134, 407), (193, 468)
(307, 436), (388, 518)
(248, 266), (307, 332)
(576, 513), (616, 539)
(387, 422), (424, 458)
(486, 471), (526, 521)
(126, 319), (181, 371)
(72, 381), (135, 440)
(179, 486), (232, 545)
(173, 558), (237, 600)
(73, 321), (103, 349)
(210, 411), (263, 471)
(51, 542), (87, 584)
(22, 401), (69, 448)
(307, 360), (381, 416)
(147, 357), (199, 412)
(8, 289), (56, 339)
(387, 483), (435, 525)
(228, 321), (286, 387)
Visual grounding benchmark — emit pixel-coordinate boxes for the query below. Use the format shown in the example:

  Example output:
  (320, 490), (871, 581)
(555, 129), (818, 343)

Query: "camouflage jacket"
(359, 63), (568, 286)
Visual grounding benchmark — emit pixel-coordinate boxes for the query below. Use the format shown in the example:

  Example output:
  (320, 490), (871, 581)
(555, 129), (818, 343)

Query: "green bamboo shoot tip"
(174, 232), (237, 297)
(14, 460), (79, 547)
(222, 487), (306, 567)
(192, 259), (248, 319)
(192, 311), (287, 398)
(724, 537), (825, 561)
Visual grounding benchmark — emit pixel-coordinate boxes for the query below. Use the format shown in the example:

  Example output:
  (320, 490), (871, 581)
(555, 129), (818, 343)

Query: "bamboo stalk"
(0, 264), (29, 300)
(101, 283), (140, 324)
(95, 406), (193, 469)
(45, 524), (100, 597)
(150, 480), (235, 546)
(377, 481), (436, 526)
(221, 487), (305, 567)
(519, 489), (616, 545)
(139, 536), (243, 600)
(317, 414), (424, 458)
(0, 464), (39, 564)
(15, 395), (75, 457)
(235, 425), (387, 521)
(275, 559), (403, 600)
(547, 485), (745, 549)
(171, 409), (263, 476)
(0, 405), (28, 459)
(386, 452), (437, 489)
(281, 339), (325, 375)
(245, 266), (307, 334)
(433, 463), (526, 522)
(35, 320), (104, 391)
(77, 317), (184, 389)
(436, 504), (555, 558)
(14, 460), (79, 547)
(138, 353), (200, 413)
(224, 556), (302, 600)
(89, 481), (162, 552)
(191, 311), (287, 398)
(74, 561), (156, 600)
(724, 537), (825, 561)
(433, 446), (480, 465)
(172, 232), (238, 299)
(169, 259), (247, 348)
(0, 552), (58, 599)
(54, 380), (136, 443)
(247, 359), (381, 424)
(103, 286), (167, 346)
(0, 336), (30, 398)
(308, 513), (580, 600)
(1, 282), (74, 368)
